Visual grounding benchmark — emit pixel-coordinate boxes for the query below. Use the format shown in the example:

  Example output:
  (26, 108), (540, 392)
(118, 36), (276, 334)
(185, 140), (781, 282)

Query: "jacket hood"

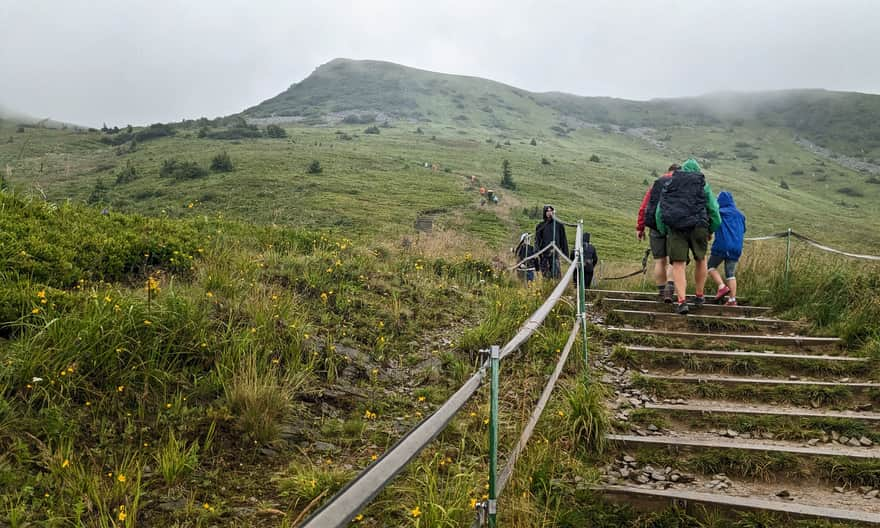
(542, 205), (555, 218)
(681, 158), (702, 173)
(583, 232), (591, 243)
(717, 191), (735, 208)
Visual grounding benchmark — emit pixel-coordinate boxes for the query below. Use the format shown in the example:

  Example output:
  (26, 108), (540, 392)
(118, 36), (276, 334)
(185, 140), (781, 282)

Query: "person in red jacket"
(636, 164), (679, 302)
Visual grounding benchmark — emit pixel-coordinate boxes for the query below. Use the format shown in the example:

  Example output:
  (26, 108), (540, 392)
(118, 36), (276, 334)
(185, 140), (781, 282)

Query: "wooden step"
(645, 401), (880, 422)
(599, 297), (771, 317)
(607, 433), (880, 459)
(598, 485), (880, 524)
(605, 326), (841, 351)
(588, 289), (754, 306)
(610, 309), (804, 333)
(624, 345), (865, 363)
(642, 373), (880, 391)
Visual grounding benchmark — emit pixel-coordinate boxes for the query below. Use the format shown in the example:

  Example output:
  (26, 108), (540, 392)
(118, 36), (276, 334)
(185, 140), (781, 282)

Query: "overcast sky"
(2, 0), (878, 127)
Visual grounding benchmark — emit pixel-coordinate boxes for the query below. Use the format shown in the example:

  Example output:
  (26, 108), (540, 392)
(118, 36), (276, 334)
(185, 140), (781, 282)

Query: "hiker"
(513, 233), (536, 282)
(655, 159), (721, 314)
(570, 231), (599, 288)
(637, 163), (680, 302)
(535, 204), (568, 279)
(707, 191), (746, 306)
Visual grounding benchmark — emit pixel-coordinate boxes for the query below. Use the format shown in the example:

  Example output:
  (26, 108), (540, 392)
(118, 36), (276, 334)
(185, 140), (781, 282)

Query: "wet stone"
(807, 439), (819, 446)
(848, 438), (862, 447)
(834, 486), (846, 493)
(861, 437), (873, 446)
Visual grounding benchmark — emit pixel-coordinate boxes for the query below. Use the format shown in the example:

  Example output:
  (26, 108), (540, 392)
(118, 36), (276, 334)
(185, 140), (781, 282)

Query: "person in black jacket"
(571, 231), (599, 288)
(535, 205), (568, 279)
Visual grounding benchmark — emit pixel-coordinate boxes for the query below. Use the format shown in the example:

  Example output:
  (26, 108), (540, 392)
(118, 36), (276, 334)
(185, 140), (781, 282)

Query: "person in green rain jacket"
(655, 159), (721, 314)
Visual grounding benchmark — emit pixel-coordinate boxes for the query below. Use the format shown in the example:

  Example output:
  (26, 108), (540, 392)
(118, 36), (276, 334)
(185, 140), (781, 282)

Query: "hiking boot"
(714, 285), (731, 301)
(693, 295), (706, 307)
(674, 302), (689, 315)
(663, 283), (674, 304)
(725, 299), (738, 306)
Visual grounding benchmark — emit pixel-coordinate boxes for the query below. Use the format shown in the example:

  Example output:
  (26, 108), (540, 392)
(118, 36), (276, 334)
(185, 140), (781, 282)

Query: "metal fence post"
(488, 345), (500, 528)
(785, 228), (792, 285)
(576, 222), (589, 369)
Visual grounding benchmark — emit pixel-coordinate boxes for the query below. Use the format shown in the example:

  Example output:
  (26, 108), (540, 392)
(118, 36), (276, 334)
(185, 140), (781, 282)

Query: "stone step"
(641, 373), (880, 391)
(608, 433), (880, 459)
(605, 326), (842, 352)
(623, 345), (866, 363)
(598, 485), (880, 524)
(645, 401), (880, 422)
(610, 309), (804, 333)
(637, 374), (879, 407)
(598, 297), (771, 317)
(588, 289), (754, 306)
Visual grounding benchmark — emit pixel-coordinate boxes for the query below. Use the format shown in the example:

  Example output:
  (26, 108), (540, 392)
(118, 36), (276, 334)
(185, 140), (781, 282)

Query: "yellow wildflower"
(117, 385), (125, 392)
(354, 514), (364, 522)
(118, 505), (127, 521)
(470, 498), (478, 509)
(62, 459), (70, 468)
(143, 320), (152, 326)
(206, 291), (213, 298)
(165, 403), (172, 409)
(104, 296), (112, 303)
(31, 308), (40, 314)
(418, 396), (426, 402)
(411, 506), (421, 518)
(371, 454), (378, 461)
(117, 474), (126, 483)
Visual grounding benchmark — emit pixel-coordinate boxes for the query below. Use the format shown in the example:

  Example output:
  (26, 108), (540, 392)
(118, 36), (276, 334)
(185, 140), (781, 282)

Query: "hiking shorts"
(667, 227), (708, 263)
(648, 229), (667, 259)
(708, 254), (738, 280)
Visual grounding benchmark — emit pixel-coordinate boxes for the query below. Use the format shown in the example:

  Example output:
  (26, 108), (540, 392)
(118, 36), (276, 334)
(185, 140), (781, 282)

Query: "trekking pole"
(488, 345), (500, 528)
(785, 227), (792, 286)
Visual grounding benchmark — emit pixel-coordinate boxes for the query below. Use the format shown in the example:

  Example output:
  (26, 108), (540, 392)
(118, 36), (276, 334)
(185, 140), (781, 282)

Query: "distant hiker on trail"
(655, 159), (721, 314)
(707, 191), (746, 306)
(637, 163), (680, 302)
(513, 233), (536, 282)
(535, 204), (568, 279)
(570, 231), (599, 288)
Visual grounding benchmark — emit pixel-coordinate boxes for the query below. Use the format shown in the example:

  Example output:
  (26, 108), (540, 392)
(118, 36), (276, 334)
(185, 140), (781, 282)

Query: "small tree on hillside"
(307, 160), (323, 174)
(88, 178), (109, 204)
(501, 159), (516, 190)
(530, 138), (537, 146)
(590, 154), (601, 163)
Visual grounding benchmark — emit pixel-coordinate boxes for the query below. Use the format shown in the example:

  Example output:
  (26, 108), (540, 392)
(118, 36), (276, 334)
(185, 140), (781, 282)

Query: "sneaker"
(693, 295), (706, 307)
(675, 302), (690, 315)
(663, 284), (674, 304)
(725, 299), (738, 306)
(714, 285), (731, 301)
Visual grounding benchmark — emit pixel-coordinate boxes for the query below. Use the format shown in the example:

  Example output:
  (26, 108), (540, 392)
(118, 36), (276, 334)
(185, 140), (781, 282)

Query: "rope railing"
(746, 229), (880, 261)
(300, 222), (591, 528)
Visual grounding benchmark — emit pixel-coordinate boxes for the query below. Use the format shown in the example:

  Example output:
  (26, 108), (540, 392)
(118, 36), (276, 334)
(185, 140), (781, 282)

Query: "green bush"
(205, 126), (262, 140)
(210, 151), (234, 173)
(589, 154), (601, 163)
(266, 124), (287, 138)
(307, 160), (323, 174)
(160, 159), (208, 180)
(0, 193), (199, 287)
(115, 160), (139, 184)
(364, 126), (380, 135)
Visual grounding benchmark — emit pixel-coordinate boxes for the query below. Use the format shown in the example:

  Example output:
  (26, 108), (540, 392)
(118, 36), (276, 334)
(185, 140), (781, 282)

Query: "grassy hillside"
(3, 106), (880, 267)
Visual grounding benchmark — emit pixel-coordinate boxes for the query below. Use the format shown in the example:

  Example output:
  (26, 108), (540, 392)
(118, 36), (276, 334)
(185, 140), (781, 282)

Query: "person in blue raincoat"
(707, 191), (746, 305)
